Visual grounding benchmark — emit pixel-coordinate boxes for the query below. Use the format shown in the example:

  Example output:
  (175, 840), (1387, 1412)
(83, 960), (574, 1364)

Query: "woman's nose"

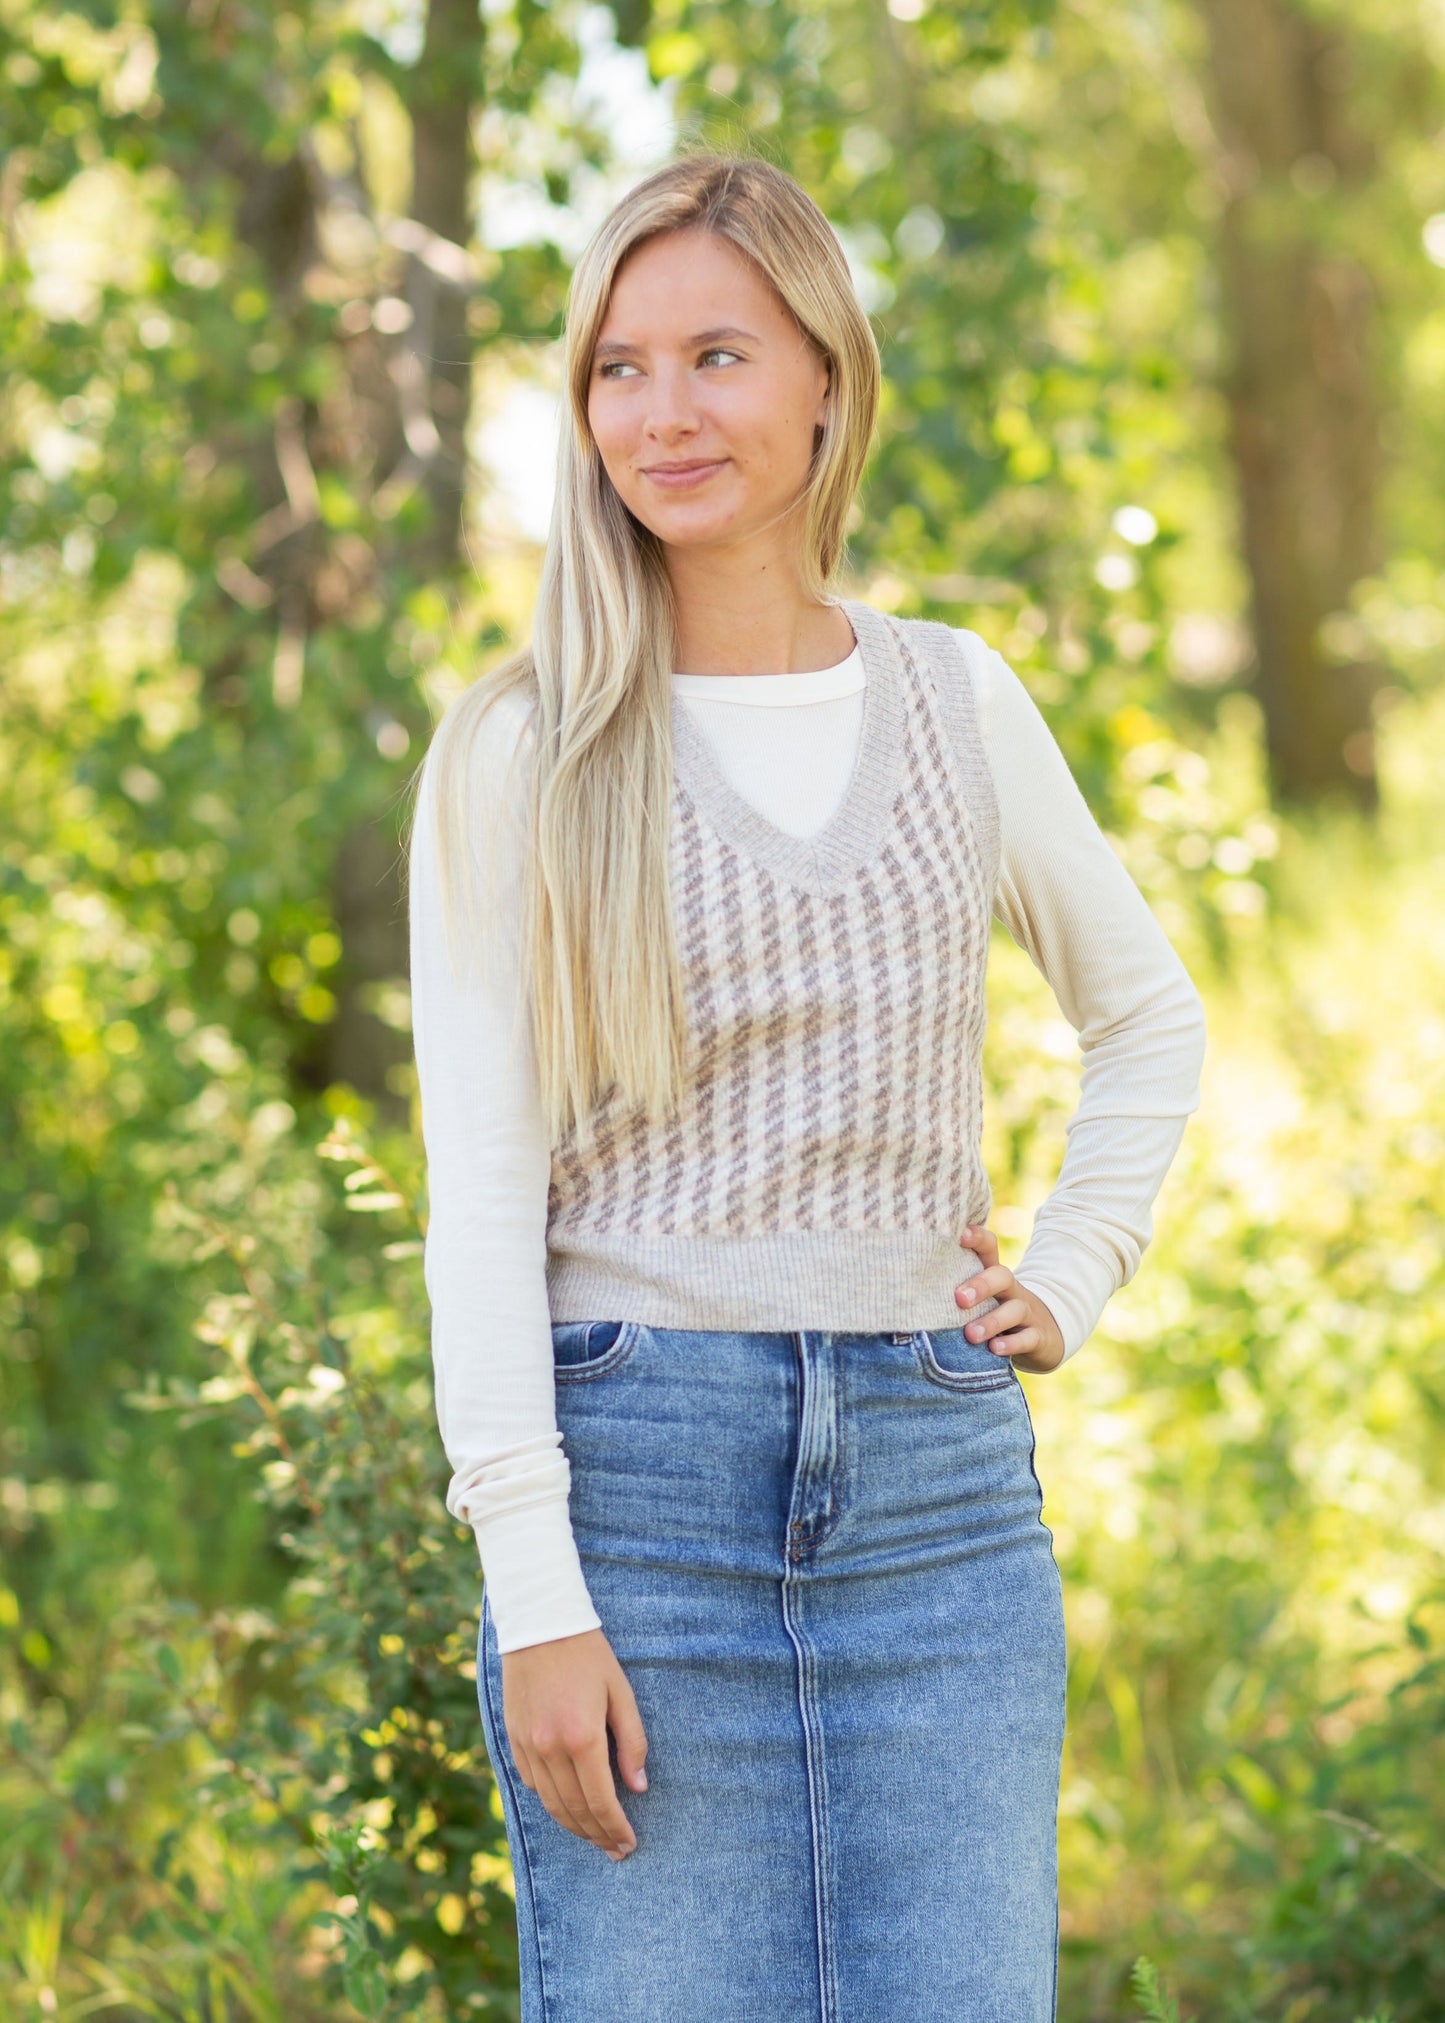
(643, 366), (702, 432)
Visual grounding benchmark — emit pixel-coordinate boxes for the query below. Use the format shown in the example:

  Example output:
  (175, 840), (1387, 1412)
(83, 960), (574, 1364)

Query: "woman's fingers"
(957, 1272), (1009, 1313)
(975, 1302), (1028, 1351)
(956, 1224), (1008, 1313)
(570, 1734), (639, 1855)
(608, 1669), (650, 1796)
(529, 1751), (596, 1845)
(516, 1726), (638, 1856)
(546, 1738), (636, 1855)
(967, 1294), (1030, 1342)
(967, 1281), (1069, 1372)
(957, 1267), (1006, 1306)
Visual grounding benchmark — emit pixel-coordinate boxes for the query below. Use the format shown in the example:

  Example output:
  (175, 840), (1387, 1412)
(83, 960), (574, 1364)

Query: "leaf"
(1131, 1957), (1181, 2023)
(343, 1957), (389, 2018)
(198, 1375), (249, 1402)
(1224, 1751), (1280, 1815)
(155, 1644), (183, 1688)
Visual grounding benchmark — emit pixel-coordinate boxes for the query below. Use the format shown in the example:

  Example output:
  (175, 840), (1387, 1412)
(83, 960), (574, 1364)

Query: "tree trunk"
(1196, 0), (1385, 809)
(328, 0), (486, 1120)
(405, 0), (483, 567)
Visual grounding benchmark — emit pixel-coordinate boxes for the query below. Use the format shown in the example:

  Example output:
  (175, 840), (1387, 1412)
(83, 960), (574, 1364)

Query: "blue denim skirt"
(477, 1322), (1067, 2022)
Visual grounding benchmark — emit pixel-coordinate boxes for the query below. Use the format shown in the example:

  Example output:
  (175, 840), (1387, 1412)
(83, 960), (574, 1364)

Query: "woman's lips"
(643, 459), (727, 490)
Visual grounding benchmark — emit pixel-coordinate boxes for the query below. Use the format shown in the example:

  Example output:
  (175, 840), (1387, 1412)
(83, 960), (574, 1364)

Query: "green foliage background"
(1, 1), (1442, 2018)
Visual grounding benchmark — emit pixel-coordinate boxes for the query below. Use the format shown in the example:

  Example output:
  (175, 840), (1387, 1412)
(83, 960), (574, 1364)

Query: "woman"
(408, 152), (1207, 2022)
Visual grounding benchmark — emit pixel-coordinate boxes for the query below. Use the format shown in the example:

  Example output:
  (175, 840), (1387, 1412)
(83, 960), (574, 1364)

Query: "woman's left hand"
(955, 1224), (1067, 1374)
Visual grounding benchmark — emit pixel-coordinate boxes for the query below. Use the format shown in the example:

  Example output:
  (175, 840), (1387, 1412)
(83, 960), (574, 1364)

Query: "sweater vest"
(544, 596), (1004, 1333)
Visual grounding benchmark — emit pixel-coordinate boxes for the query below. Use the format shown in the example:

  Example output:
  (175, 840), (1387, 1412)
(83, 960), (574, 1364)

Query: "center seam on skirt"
(781, 1570), (840, 2023)
(780, 1334), (841, 2022)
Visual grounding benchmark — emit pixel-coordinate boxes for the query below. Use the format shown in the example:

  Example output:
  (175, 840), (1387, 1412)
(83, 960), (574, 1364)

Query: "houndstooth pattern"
(547, 615), (1000, 1251)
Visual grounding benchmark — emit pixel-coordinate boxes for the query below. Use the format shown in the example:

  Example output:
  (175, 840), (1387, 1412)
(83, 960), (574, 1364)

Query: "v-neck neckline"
(669, 597), (908, 894)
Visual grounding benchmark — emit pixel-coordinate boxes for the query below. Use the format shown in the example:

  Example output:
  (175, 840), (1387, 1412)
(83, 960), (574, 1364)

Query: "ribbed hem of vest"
(546, 1230), (1002, 1335)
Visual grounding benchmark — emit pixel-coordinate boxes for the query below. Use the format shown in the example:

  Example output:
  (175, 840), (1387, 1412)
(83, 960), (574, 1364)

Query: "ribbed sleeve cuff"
(473, 1495), (604, 1654)
(1014, 1239), (1125, 1364)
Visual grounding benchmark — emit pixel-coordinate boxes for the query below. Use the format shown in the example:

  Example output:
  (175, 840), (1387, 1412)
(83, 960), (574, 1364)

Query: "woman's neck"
(667, 581), (855, 678)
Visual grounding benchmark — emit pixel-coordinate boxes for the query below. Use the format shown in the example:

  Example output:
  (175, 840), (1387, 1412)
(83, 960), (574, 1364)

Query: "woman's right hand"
(500, 1628), (649, 1859)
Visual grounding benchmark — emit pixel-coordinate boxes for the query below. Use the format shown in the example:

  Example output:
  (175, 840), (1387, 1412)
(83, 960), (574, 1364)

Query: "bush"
(3, 1106), (516, 2020)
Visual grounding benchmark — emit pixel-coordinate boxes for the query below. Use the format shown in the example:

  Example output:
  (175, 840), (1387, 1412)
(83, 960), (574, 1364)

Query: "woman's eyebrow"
(593, 325), (760, 362)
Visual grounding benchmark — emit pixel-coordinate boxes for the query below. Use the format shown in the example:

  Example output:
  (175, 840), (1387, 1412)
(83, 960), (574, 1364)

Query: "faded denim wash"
(477, 1319), (1067, 2023)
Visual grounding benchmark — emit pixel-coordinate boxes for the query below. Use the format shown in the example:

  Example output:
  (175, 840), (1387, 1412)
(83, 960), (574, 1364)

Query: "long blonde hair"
(408, 150), (881, 1141)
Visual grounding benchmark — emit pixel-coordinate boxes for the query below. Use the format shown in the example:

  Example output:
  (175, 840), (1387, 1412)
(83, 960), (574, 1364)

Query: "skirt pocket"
(913, 1322), (1017, 1393)
(551, 1318), (643, 1383)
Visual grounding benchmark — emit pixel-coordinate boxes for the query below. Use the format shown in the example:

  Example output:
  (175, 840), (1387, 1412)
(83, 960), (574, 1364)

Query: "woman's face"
(586, 227), (830, 557)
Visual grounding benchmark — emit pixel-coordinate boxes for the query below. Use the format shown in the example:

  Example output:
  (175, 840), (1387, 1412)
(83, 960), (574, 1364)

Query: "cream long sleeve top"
(408, 630), (1208, 1652)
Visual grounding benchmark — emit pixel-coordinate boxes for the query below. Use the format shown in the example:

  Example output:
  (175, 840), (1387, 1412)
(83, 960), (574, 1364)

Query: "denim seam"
(551, 1319), (643, 1386)
(478, 1602), (552, 2022)
(1016, 1378), (1061, 1563)
(780, 1574), (840, 2023)
(1049, 1886), (1061, 2021)
(914, 1327), (1017, 1394)
(1018, 1378), (1067, 2018)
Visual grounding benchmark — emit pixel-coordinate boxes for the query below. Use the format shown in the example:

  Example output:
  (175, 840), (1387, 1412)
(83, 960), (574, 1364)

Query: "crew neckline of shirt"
(670, 643), (865, 707)
(669, 598), (909, 896)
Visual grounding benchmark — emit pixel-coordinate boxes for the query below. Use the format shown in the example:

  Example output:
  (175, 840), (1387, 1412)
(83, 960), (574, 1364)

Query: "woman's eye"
(596, 350), (741, 380)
